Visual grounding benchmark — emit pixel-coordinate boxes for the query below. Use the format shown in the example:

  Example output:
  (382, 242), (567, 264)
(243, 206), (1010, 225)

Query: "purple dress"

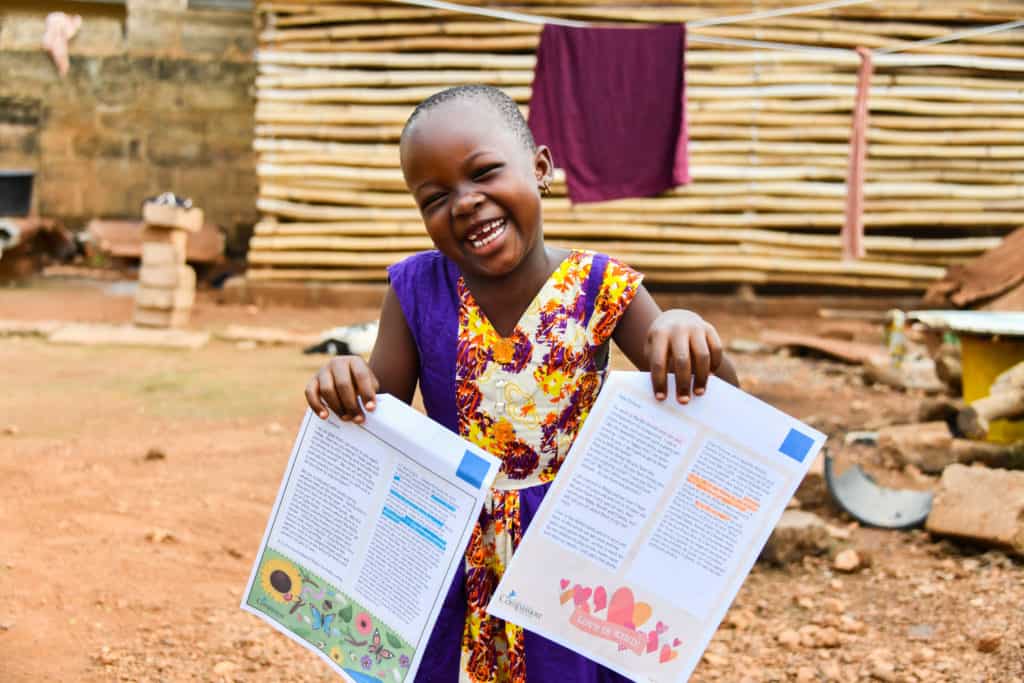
(388, 250), (642, 683)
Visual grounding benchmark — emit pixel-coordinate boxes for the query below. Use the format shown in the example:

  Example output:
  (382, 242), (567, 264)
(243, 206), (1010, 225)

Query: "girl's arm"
(611, 286), (739, 403)
(305, 286), (419, 422)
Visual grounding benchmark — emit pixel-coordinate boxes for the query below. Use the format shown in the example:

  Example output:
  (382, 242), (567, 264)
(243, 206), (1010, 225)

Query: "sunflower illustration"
(329, 646), (345, 665)
(259, 558), (303, 604)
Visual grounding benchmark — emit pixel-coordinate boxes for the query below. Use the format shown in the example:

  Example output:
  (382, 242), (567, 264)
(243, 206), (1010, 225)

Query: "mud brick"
(139, 263), (195, 290)
(135, 284), (194, 311)
(926, 464), (1024, 557)
(141, 225), (188, 253)
(141, 242), (186, 267)
(143, 202), (204, 233)
(134, 306), (192, 329)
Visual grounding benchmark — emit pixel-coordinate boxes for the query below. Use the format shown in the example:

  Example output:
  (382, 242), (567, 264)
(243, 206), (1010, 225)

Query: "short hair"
(401, 85), (536, 152)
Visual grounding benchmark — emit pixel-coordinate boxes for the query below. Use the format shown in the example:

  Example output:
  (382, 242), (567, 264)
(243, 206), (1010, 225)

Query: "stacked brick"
(135, 200), (203, 329)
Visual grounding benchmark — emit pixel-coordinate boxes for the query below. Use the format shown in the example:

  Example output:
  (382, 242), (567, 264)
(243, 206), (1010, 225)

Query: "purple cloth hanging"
(528, 23), (690, 204)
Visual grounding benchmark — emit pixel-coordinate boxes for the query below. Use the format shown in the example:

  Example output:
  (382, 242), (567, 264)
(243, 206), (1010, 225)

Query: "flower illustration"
(360, 655), (373, 670)
(399, 654), (411, 668)
(355, 611), (373, 636)
(329, 646), (344, 664)
(259, 558), (303, 604)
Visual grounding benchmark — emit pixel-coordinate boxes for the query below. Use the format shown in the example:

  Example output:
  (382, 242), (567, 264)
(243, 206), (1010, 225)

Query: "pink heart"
(559, 578), (570, 590)
(573, 585), (592, 607)
(646, 630), (659, 654)
(673, 638), (682, 647)
(607, 587), (635, 629)
(593, 586), (607, 612)
(659, 644), (676, 664)
(656, 620), (667, 635)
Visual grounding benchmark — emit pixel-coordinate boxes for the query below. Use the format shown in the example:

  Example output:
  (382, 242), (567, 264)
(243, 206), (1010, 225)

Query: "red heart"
(656, 620), (667, 635)
(673, 638), (682, 647)
(573, 585), (592, 607)
(659, 644), (677, 663)
(646, 630), (659, 654)
(560, 578), (570, 590)
(593, 586), (607, 612)
(607, 587), (635, 629)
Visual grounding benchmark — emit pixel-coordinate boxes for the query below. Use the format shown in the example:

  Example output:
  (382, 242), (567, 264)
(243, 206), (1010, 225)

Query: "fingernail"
(655, 392), (666, 401)
(679, 396), (689, 404)
(341, 415), (350, 421)
(320, 411), (328, 419)
(354, 415), (364, 424)
(695, 388), (705, 396)
(365, 401), (375, 410)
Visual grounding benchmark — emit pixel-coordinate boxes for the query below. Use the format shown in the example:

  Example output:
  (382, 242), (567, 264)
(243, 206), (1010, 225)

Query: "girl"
(306, 85), (738, 683)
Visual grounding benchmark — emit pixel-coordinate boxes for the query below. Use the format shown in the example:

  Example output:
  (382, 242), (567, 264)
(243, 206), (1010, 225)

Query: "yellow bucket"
(960, 334), (1024, 443)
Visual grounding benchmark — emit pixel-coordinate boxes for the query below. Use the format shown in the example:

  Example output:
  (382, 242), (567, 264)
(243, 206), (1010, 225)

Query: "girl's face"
(400, 99), (553, 279)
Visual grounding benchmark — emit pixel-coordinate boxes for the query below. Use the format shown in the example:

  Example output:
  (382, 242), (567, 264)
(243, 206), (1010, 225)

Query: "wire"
(875, 18), (1024, 55)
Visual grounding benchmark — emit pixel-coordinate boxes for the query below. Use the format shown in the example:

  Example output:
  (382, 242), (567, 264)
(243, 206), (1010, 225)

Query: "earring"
(539, 178), (551, 197)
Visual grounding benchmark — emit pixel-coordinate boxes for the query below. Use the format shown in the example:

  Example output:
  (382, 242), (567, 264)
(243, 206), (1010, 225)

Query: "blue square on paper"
(456, 450), (490, 489)
(779, 428), (814, 463)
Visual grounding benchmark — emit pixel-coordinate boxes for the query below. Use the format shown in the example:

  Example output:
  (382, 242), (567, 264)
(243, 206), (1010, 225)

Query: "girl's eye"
(421, 193), (446, 210)
(472, 164), (502, 180)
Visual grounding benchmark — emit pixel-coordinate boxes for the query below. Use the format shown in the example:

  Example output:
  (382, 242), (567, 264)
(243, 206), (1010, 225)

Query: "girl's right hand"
(304, 355), (380, 423)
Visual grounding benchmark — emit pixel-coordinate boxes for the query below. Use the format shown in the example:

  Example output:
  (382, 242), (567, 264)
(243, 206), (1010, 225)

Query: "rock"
(761, 510), (831, 565)
(877, 422), (955, 474)
(145, 528), (176, 544)
(796, 666), (818, 683)
(213, 660), (237, 674)
(144, 448), (166, 461)
(1, 424), (18, 436)
(833, 549), (862, 572)
(96, 646), (118, 666)
(976, 632), (1002, 653)
(777, 629), (801, 649)
(907, 623), (935, 641)
(926, 464), (1024, 557)
(794, 452), (829, 506)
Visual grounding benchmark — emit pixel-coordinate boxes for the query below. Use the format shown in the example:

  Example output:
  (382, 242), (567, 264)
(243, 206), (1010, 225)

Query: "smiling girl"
(306, 85), (738, 682)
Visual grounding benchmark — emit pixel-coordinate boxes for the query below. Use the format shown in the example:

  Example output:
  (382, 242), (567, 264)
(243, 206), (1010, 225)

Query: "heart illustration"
(646, 630), (659, 654)
(573, 585), (592, 607)
(656, 620), (667, 635)
(593, 586), (607, 612)
(607, 588), (635, 629)
(673, 638), (682, 647)
(560, 578), (570, 591)
(659, 644), (678, 664)
(632, 602), (653, 629)
(560, 589), (574, 605)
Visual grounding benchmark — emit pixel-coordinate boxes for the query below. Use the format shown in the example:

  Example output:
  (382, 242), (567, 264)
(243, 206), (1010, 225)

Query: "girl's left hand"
(644, 310), (723, 404)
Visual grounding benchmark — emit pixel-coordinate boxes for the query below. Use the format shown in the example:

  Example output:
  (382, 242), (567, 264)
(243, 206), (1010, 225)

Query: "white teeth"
(468, 219), (506, 248)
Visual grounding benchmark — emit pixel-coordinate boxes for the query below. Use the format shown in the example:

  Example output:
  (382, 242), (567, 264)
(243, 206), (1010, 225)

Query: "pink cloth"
(528, 24), (689, 204)
(42, 12), (82, 77)
(843, 46), (873, 260)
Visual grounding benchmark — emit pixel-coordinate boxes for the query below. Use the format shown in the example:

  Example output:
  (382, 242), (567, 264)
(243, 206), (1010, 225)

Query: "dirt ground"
(1, 276), (1021, 683)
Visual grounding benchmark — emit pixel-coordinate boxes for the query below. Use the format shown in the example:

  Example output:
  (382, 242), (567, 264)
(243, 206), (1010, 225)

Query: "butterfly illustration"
(367, 628), (395, 664)
(310, 605), (335, 634)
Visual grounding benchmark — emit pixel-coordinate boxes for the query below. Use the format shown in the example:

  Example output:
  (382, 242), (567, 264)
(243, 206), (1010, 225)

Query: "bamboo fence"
(249, 0), (1024, 290)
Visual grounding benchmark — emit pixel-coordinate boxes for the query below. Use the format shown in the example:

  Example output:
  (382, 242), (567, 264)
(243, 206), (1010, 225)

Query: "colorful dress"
(388, 250), (642, 683)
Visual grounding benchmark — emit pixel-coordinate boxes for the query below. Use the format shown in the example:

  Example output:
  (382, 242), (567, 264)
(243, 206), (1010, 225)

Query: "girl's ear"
(533, 145), (554, 187)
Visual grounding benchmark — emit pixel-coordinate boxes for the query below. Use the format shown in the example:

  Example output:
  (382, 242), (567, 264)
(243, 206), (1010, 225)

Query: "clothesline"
(384, 0), (1024, 61)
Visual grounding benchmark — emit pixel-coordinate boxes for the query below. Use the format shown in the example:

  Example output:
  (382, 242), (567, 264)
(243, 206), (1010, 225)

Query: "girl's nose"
(452, 188), (484, 218)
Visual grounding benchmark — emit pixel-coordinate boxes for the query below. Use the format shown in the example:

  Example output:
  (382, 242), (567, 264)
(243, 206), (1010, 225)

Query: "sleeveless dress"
(388, 249), (642, 683)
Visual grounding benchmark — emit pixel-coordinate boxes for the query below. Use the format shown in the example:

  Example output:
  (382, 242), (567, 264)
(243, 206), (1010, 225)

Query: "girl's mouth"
(465, 217), (507, 251)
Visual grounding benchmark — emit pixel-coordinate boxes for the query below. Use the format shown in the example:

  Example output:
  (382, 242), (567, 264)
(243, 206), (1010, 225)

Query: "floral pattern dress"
(452, 250), (642, 683)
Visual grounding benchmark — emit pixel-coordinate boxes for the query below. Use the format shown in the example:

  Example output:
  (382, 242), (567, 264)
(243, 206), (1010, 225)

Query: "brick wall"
(0, 0), (257, 252)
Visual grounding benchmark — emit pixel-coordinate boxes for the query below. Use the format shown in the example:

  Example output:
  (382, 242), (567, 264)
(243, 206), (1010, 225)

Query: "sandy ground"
(0, 277), (1021, 683)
